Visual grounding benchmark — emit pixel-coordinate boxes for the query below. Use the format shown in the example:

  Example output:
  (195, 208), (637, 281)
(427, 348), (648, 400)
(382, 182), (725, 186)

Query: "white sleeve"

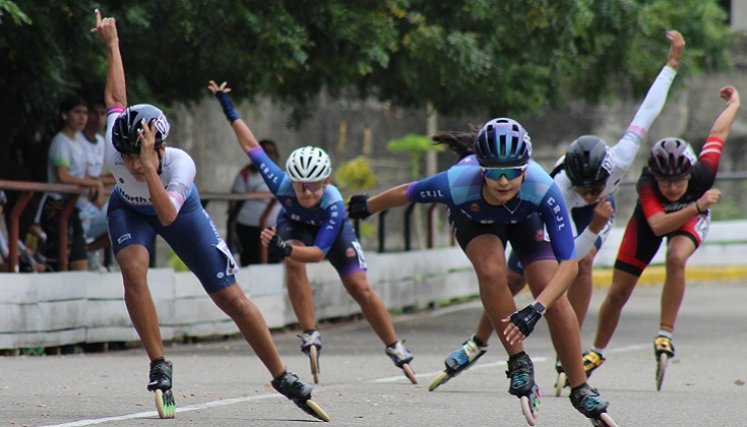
(574, 216), (613, 259)
(612, 66), (677, 173)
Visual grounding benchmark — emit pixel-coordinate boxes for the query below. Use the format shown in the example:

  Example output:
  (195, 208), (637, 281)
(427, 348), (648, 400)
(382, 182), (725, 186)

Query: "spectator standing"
(229, 139), (281, 265)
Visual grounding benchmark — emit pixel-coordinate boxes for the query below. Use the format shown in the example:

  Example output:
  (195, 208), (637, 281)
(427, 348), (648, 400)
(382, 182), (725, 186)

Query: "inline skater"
(587, 84), (740, 391)
(348, 118), (617, 426)
(208, 80), (416, 384)
(432, 30), (686, 396)
(91, 10), (328, 421)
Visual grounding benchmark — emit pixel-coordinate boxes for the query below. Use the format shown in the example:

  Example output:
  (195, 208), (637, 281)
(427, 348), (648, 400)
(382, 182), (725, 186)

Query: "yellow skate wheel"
(402, 363), (418, 384)
(306, 399), (330, 422)
(309, 345), (319, 384)
(154, 389), (176, 419)
(554, 372), (567, 397)
(428, 371), (449, 392)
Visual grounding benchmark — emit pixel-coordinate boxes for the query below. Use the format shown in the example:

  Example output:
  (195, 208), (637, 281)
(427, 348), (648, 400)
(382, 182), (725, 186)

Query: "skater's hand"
(502, 302), (545, 345)
(589, 196), (613, 234)
(347, 194), (371, 220)
(91, 9), (119, 47)
(208, 80), (239, 122)
(207, 80), (231, 95)
(696, 188), (721, 212)
(137, 119), (160, 173)
(261, 227), (293, 257)
(665, 30), (685, 70)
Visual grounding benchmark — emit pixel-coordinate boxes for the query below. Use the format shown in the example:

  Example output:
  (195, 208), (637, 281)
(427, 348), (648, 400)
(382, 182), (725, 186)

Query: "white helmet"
(285, 146), (332, 182)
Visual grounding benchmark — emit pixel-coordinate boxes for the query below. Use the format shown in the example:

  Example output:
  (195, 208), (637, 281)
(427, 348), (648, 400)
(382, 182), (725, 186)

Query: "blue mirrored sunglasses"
(482, 166), (526, 181)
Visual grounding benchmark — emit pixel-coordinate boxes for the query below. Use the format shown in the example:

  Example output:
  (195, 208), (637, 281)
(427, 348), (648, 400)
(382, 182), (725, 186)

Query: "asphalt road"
(3, 280), (746, 427)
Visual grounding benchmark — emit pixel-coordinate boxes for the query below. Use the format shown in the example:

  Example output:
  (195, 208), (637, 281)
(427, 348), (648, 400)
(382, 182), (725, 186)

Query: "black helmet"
(112, 104), (170, 154)
(564, 135), (610, 188)
(474, 117), (532, 167)
(648, 138), (696, 179)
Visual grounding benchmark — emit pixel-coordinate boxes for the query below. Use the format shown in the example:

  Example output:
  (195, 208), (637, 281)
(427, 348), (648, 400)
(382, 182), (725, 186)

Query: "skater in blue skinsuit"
(348, 118), (617, 426)
(91, 10), (328, 422)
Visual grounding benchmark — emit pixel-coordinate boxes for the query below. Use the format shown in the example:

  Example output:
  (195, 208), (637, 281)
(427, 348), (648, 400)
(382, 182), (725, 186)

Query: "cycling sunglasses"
(482, 166), (527, 181)
(292, 181), (325, 193)
(573, 185), (605, 197)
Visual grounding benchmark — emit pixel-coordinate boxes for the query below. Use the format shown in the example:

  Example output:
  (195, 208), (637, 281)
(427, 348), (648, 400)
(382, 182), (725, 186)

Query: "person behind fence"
(229, 139), (281, 266)
(347, 118), (617, 425)
(37, 94), (106, 271)
(91, 10), (328, 421)
(585, 85), (740, 390)
(209, 80), (417, 384)
(431, 30), (686, 394)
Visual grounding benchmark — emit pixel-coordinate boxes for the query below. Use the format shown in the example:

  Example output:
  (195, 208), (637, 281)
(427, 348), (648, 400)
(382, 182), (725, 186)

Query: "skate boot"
(428, 334), (487, 391)
(385, 340), (417, 384)
(298, 330), (322, 383)
(271, 370), (330, 422)
(583, 350), (605, 379)
(506, 352), (540, 426)
(147, 358), (176, 419)
(654, 335), (675, 391)
(569, 383), (618, 427)
(553, 356), (568, 397)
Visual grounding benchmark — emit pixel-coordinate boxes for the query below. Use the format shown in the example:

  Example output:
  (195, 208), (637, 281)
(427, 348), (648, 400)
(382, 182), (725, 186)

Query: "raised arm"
(91, 9), (126, 109)
(207, 80), (260, 153)
(709, 86), (741, 141)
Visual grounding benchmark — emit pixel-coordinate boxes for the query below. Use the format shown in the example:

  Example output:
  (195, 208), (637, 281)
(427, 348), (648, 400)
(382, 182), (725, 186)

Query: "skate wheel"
(309, 345), (320, 384)
(306, 399), (330, 422)
(554, 372), (566, 397)
(656, 352), (668, 391)
(428, 371), (450, 392)
(154, 389), (176, 419)
(519, 395), (538, 426)
(402, 363), (418, 384)
(600, 412), (618, 427)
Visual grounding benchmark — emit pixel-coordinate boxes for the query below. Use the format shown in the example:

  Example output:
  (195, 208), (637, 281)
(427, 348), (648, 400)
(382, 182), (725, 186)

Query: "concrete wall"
(1, 221), (746, 350)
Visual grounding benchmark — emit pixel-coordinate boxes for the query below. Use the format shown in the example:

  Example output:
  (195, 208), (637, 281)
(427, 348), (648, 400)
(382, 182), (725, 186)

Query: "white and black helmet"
(285, 146), (332, 182)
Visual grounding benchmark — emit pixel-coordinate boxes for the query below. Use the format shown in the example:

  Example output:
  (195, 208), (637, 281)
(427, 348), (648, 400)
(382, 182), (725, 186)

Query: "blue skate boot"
(385, 340), (417, 384)
(271, 370), (330, 422)
(298, 330), (322, 384)
(569, 383), (618, 426)
(506, 352), (540, 426)
(654, 335), (675, 391)
(147, 357), (176, 419)
(428, 334), (487, 391)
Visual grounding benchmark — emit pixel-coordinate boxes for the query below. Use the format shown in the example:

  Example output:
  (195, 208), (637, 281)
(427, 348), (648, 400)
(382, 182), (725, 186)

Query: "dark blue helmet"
(474, 118), (532, 167)
(112, 104), (170, 154)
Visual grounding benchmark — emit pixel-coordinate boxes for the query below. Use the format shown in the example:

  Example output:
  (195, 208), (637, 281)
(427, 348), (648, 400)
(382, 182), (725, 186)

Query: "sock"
(657, 330), (673, 339)
(591, 347), (606, 359)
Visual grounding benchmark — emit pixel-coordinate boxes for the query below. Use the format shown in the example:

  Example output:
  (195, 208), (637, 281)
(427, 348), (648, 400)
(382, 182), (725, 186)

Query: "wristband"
(215, 91), (240, 122)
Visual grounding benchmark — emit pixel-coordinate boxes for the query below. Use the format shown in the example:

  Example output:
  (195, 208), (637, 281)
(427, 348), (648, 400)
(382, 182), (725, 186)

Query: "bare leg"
(567, 248), (597, 329)
(593, 268), (640, 349)
(659, 236), (696, 333)
(284, 251), (317, 330)
(524, 259), (586, 387)
(341, 272), (397, 344)
(210, 284), (285, 377)
(464, 235), (523, 356)
(117, 245), (163, 361)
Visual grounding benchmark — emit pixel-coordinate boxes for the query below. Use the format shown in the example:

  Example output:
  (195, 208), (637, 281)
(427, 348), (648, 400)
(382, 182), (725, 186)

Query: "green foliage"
(0, 0), (733, 158)
(334, 156), (377, 191)
(387, 133), (444, 177)
(166, 249), (189, 272)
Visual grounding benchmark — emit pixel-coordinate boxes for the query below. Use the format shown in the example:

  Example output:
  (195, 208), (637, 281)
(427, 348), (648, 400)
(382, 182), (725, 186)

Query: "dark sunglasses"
(292, 181), (325, 192)
(482, 166), (526, 181)
(573, 185), (605, 197)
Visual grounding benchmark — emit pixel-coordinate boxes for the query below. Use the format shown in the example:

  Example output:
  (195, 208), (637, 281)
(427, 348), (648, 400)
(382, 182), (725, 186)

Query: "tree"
(0, 0), (732, 177)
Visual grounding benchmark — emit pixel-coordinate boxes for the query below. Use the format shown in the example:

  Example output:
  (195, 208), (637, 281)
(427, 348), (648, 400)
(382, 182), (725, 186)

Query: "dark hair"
(249, 139), (279, 172)
(58, 94), (86, 128)
(431, 129), (478, 162)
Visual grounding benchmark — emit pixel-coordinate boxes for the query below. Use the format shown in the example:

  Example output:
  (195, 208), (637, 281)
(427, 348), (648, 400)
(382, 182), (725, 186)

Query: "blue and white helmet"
(474, 118), (532, 167)
(285, 146), (332, 182)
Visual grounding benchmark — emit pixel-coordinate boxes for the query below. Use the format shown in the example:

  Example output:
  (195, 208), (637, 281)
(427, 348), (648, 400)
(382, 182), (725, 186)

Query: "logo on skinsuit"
(117, 233), (131, 244)
(470, 203), (479, 212)
(345, 247), (356, 258)
(534, 229), (545, 241)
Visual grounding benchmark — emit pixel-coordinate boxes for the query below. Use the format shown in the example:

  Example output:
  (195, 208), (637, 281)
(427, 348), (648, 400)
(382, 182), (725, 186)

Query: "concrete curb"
(592, 265), (747, 287)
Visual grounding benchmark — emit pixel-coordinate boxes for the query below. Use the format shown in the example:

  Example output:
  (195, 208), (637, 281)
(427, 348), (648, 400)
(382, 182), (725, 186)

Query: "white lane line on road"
(373, 356), (549, 383)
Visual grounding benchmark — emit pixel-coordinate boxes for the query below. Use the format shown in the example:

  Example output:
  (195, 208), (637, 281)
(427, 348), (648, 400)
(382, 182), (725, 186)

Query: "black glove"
(509, 302), (545, 338)
(347, 194), (371, 220)
(268, 233), (293, 258)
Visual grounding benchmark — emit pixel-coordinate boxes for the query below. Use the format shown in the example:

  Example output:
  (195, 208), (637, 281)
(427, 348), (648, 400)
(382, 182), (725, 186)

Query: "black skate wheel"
(306, 399), (330, 422)
(428, 371), (449, 392)
(402, 363), (418, 384)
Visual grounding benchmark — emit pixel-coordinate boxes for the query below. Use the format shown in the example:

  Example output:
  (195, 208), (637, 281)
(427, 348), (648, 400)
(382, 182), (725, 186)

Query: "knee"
(284, 257), (305, 274)
(578, 255), (594, 277)
(215, 293), (252, 318)
(346, 279), (373, 302)
(665, 251), (688, 271)
(606, 285), (634, 308)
